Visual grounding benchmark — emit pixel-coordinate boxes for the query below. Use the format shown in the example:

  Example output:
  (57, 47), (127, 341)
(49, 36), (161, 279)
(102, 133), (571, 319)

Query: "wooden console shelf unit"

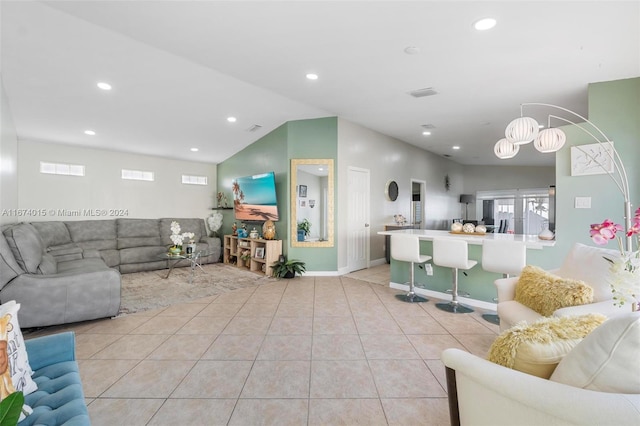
(223, 235), (282, 277)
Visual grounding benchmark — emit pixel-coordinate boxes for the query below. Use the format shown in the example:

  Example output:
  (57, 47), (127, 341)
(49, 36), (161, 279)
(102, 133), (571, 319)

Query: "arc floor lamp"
(494, 103), (633, 251)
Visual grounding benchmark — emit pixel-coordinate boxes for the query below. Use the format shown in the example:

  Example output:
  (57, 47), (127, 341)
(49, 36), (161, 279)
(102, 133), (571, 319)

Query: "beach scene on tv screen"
(232, 173), (279, 221)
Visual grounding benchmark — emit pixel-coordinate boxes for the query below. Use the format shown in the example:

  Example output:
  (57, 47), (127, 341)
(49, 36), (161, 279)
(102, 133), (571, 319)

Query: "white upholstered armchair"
(441, 312), (640, 426)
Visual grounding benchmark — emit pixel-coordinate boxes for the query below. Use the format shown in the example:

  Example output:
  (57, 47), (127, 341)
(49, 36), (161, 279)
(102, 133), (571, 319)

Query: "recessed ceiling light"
(404, 46), (421, 55)
(190, 148), (199, 152)
(306, 73), (319, 80)
(227, 116), (237, 123)
(96, 82), (112, 90)
(452, 146), (461, 150)
(422, 131), (431, 136)
(474, 18), (497, 31)
(84, 130), (96, 136)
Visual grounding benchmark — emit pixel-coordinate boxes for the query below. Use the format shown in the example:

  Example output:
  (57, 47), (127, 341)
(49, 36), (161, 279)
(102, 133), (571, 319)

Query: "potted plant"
(271, 257), (306, 278)
(297, 219), (311, 242)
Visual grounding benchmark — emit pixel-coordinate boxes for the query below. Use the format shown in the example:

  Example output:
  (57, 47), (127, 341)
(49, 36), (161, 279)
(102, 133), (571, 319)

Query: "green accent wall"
(287, 117), (338, 271)
(554, 77), (640, 259)
(217, 123), (289, 245)
(217, 117), (338, 272)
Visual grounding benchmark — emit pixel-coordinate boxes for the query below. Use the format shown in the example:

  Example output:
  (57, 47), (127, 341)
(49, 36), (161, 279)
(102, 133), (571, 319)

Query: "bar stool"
(433, 238), (477, 313)
(391, 233), (431, 303)
(481, 239), (527, 324)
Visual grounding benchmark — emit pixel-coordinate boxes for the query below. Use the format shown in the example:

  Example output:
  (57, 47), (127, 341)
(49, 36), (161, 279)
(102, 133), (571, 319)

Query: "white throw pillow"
(550, 311), (640, 393)
(558, 242), (621, 302)
(0, 301), (37, 396)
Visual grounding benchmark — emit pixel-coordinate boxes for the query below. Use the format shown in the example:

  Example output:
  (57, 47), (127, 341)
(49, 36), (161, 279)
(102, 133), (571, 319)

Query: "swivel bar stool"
(481, 239), (527, 324)
(433, 238), (477, 313)
(391, 233), (431, 303)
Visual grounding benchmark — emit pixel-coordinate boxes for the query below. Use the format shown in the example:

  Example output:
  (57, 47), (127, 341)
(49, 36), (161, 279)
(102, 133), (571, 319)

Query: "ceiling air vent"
(245, 124), (263, 132)
(408, 87), (438, 98)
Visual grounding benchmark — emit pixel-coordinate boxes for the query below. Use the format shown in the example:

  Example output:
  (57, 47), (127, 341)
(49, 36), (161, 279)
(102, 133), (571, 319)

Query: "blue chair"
(20, 332), (90, 426)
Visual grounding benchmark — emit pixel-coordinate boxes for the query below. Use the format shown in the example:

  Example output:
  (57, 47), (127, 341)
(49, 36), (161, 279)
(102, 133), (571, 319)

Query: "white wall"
(17, 140), (217, 223)
(0, 77), (19, 224)
(337, 118), (465, 267)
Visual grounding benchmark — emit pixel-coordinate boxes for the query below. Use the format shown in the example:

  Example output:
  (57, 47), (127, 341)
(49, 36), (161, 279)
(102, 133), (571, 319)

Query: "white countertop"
(378, 229), (556, 250)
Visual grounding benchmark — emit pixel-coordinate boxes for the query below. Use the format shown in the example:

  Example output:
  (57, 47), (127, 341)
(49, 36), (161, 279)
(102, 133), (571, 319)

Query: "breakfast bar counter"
(377, 229), (556, 308)
(378, 228), (556, 249)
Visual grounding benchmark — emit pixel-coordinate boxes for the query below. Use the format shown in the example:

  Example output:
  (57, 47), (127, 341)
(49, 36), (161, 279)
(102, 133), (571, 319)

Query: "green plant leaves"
(0, 391), (25, 426)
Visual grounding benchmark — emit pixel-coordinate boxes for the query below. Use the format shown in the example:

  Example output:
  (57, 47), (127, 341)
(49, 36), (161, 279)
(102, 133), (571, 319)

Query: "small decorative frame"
(571, 142), (615, 176)
(299, 200), (306, 207)
(298, 184), (307, 197)
(254, 247), (265, 259)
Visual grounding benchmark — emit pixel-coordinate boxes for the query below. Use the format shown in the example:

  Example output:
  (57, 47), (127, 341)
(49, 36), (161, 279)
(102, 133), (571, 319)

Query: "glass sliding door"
(477, 188), (551, 235)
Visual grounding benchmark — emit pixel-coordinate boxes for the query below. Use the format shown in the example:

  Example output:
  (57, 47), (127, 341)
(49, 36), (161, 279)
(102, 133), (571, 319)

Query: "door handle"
(365, 223), (370, 227)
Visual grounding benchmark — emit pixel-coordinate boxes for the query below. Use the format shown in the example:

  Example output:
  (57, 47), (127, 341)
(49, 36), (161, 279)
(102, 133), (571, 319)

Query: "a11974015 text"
(1, 208), (129, 217)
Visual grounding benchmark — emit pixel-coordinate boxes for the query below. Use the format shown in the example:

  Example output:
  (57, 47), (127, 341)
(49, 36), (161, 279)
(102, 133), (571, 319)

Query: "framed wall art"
(570, 142), (615, 176)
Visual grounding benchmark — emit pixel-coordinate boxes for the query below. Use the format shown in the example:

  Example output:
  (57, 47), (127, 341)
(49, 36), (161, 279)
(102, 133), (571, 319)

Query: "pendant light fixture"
(494, 138), (519, 159)
(505, 116), (539, 145)
(534, 128), (567, 153)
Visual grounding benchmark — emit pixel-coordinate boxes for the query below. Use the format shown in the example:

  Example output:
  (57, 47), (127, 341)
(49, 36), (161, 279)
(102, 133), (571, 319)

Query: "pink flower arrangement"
(589, 207), (640, 247)
(589, 207), (640, 308)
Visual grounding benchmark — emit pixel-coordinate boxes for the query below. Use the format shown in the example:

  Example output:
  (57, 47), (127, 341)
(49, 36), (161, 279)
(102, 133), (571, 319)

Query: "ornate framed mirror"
(290, 159), (334, 247)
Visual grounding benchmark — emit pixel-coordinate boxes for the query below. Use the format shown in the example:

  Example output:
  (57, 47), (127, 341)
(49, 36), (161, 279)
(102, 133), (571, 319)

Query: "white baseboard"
(312, 259), (387, 276)
(303, 270), (342, 276)
(390, 282), (497, 311)
(369, 258), (387, 267)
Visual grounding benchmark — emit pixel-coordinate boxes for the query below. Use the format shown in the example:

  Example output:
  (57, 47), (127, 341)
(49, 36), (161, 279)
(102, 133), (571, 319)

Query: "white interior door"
(347, 167), (370, 272)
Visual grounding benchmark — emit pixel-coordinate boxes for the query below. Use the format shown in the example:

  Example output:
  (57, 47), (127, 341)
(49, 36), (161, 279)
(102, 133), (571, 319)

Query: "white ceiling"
(2, 1), (639, 166)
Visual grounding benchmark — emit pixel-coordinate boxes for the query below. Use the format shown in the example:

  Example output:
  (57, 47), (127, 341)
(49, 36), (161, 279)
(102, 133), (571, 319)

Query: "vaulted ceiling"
(2, 1), (638, 166)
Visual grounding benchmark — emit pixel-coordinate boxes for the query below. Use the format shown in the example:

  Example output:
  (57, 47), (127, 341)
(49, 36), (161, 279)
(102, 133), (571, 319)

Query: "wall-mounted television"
(233, 171), (279, 221)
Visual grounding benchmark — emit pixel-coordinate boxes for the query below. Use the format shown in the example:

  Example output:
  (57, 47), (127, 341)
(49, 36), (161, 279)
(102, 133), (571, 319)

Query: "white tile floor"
(27, 264), (500, 425)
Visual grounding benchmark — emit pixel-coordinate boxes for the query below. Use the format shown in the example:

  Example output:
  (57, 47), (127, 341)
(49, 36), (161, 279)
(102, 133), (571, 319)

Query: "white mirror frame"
(290, 158), (334, 247)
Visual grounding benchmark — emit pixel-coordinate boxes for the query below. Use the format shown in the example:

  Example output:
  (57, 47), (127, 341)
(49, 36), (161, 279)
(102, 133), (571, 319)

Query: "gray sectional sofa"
(0, 218), (221, 328)
(31, 218), (220, 273)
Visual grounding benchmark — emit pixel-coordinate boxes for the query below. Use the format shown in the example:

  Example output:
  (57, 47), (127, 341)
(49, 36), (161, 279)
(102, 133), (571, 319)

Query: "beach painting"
(232, 172), (280, 221)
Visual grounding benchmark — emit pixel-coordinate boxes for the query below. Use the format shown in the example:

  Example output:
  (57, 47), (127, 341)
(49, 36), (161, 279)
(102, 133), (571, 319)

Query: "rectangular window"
(476, 188), (551, 234)
(181, 175), (208, 185)
(40, 161), (85, 176)
(121, 169), (154, 181)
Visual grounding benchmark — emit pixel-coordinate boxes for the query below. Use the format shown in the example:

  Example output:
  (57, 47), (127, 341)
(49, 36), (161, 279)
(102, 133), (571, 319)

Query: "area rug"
(118, 263), (273, 315)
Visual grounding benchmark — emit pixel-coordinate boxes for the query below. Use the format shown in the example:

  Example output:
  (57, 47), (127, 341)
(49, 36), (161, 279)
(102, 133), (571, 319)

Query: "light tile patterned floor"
(28, 264), (500, 425)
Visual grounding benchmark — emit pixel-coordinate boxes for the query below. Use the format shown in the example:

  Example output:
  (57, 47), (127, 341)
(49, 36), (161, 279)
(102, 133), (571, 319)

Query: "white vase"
(538, 222), (554, 240)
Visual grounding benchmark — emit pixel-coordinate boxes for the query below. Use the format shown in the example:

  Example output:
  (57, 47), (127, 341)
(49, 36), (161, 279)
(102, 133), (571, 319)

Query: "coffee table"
(161, 250), (212, 284)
